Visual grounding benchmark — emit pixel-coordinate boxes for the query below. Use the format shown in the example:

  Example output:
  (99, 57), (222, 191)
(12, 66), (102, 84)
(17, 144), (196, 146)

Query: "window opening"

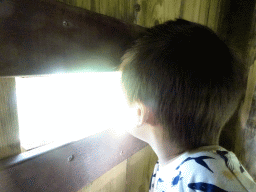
(15, 72), (130, 151)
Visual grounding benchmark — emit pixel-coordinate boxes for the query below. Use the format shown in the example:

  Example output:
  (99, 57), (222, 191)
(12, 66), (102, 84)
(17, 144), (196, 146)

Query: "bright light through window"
(15, 72), (131, 151)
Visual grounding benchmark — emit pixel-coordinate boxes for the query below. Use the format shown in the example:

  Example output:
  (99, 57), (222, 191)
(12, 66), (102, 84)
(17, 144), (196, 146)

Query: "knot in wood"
(68, 155), (74, 162)
(63, 20), (68, 26)
(134, 4), (141, 12)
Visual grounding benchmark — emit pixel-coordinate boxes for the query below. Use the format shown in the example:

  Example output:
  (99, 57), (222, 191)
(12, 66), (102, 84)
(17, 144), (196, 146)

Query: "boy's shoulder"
(150, 146), (256, 192)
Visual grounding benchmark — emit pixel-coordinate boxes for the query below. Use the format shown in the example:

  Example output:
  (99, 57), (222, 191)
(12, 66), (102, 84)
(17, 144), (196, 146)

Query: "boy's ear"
(134, 102), (151, 126)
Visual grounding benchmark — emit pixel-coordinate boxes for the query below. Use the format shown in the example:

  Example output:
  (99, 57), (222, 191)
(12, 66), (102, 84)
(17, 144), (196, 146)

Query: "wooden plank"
(79, 160), (127, 192)
(220, 0), (256, 59)
(126, 145), (158, 192)
(239, 62), (256, 178)
(78, 145), (157, 192)
(171, 0), (183, 20)
(74, 0), (137, 23)
(244, 86), (256, 180)
(153, 2), (165, 24)
(198, 0), (210, 25)
(217, 0), (256, 163)
(182, 0), (200, 22)
(136, 0), (182, 27)
(0, 78), (21, 159)
(0, 129), (147, 192)
(192, 0), (201, 23)
(163, 0), (183, 23)
(207, 0), (221, 31)
(241, 61), (256, 128)
(0, 0), (146, 77)
(136, 0), (156, 27)
(75, 0), (91, 10)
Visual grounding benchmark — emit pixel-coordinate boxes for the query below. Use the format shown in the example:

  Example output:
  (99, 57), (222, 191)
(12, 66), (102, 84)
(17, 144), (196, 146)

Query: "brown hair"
(120, 19), (247, 150)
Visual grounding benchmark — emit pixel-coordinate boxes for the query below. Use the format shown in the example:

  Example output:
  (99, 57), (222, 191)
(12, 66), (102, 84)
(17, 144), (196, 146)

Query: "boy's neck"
(148, 124), (220, 167)
(148, 124), (185, 167)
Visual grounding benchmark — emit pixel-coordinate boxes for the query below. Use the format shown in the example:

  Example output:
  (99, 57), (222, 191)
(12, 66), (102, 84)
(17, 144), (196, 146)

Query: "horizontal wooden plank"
(0, 0), (146, 76)
(0, 129), (147, 192)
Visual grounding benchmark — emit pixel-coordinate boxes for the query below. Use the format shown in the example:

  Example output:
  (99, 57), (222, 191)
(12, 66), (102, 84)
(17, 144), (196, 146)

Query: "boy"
(119, 19), (256, 191)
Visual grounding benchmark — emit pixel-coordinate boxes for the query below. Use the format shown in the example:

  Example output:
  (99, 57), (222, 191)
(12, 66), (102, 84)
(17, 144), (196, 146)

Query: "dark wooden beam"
(217, 0), (256, 68)
(0, 129), (147, 192)
(218, 0), (256, 166)
(0, 0), (146, 76)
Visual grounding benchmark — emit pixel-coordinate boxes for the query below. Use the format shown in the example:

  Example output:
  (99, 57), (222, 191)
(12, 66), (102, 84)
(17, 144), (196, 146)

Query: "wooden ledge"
(0, 129), (147, 191)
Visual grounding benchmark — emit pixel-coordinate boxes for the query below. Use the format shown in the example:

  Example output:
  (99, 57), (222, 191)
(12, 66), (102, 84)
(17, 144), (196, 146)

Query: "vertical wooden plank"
(0, 78), (20, 159)
(56, 0), (136, 23)
(244, 86), (256, 180)
(137, 0), (183, 27)
(182, 0), (198, 22)
(119, 0), (124, 22)
(137, 0), (166, 27)
(56, 0), (91, 11)
(77, 146), (157, 192)
(207, 0), (221, 31)
(130, 0), (138, 24)
(173, 0), (183, 19)
(126, 145), (157, 192)
(163, 0), (183, 22)
(154, 2), (165, 24)
(78, 160), (127, 192)
(192, 0), (201, 22)
(217, 1), (256, 169)
(80, 0), (91, 10)
(136, 0), (153, 27)
(239, 61), (256, 179)
(241, 60), (256, 128)
(198, 0), (210, 25)
(181, 0), (222, 29)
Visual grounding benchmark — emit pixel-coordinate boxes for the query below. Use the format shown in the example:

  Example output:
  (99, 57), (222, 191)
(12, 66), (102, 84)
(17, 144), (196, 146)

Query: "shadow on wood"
(0, 0), (146, 76)
(0, 129), (147, 192)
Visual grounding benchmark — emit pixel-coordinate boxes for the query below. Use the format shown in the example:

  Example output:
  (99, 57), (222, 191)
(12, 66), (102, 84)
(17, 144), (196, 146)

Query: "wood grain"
(218, 0), (256, 167)
(0, 78), (20, 160)
(0, 0), (146, 76)
(1, 0), (256, 191)
(244, 86), (256, 180)
(241, 61), (256, 129)
(126, 145), (158, 192)
(136, 0), (223, 29)
(198, 0), (210, 25)
(78, 145), (158, 192)
(182, 0), (202, 22)
(207, 0), (221, 31)
(56, 0), (137, 23)
(79, 160), (127, 192)
(0, 129), (147, 192)
(136, 0), (183, 27)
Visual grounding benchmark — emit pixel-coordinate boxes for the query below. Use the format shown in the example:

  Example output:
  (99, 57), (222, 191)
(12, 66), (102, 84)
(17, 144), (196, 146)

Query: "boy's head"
(119, 19), (247, 150)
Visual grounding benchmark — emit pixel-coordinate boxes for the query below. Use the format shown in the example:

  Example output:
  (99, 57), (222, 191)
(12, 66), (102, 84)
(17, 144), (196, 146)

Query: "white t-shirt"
(149, 145), (256, 192)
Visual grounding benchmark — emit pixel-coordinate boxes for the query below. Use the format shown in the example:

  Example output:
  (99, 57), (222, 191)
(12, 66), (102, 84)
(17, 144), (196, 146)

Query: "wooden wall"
(0, 78), (20, 159)
(57, 0), (137, 24)
(79, 145), (157, 192)
(0, 0), (255, 191)
(136, 0), (224, 31)
(57, 0), (225, 30)
(53, 0), (256, 190)
(244, 61), (256, 179)
(53, 0), (255, 191)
